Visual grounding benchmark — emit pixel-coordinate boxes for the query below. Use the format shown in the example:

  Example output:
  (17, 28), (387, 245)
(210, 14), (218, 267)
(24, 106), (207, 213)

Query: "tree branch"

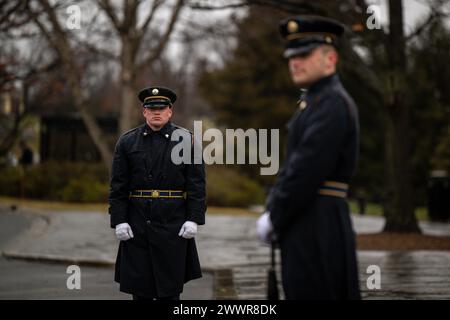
(188, 1), (248, 10)
(189, 0), (322, 14)
(28, 11), (59, 54)
(138, 0), (185, 70)
(0, 110), (28, 158)
(136, 0), (163, 41)
(97, 0), (123, 32)
(0, 58), (60, 87)
(123, 0), (139, 34)
(75, 39), (119, 60)
(405, 5), (448, 42)
(36, 0), (69, 51)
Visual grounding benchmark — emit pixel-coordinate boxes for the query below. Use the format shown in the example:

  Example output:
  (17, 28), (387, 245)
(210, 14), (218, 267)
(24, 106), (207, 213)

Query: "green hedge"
(0, 162), (265, 207)
(206, 165), (265, 207)
(0, 162), (109, 202)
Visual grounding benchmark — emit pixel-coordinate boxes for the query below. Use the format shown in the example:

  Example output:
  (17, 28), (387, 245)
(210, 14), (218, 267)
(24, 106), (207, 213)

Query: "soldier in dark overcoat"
(109, 86), (206, 300)
(257, 16), (361, 300)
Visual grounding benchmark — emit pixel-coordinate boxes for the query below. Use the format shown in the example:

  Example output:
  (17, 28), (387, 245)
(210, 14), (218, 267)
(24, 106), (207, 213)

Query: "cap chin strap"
(143, 96), (172, 103)
(286, 31), (337, 42)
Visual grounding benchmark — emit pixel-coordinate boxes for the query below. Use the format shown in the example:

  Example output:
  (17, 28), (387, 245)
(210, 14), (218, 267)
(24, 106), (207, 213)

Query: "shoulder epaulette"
(120, 126), (141, 140)
(172, 123), (192, 135)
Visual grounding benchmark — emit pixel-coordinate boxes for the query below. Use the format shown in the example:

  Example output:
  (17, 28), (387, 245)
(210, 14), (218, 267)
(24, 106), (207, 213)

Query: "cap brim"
(143, 104), (171, 108)
(283, 43), (321, 59)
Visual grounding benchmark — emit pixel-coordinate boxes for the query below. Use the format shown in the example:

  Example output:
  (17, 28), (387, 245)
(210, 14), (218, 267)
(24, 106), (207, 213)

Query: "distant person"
(108, 86), (206, 300)
(355, 189), (367, 215)
(256, 16), (361, 299)
(19, 141), (33, 167)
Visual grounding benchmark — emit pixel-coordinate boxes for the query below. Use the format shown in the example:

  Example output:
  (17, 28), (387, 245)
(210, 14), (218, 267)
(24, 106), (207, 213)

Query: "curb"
(213, 269), (238, 300)
(1, 251), (114, 267)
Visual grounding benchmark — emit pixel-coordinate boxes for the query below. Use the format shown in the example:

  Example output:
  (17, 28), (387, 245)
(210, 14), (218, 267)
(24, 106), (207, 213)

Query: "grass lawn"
(349, 200), (429, 221)
(0, 196), (429, 220)
(0, 196), (258, 216)
(0, 196), (109, 213)
(3, 196), (447, 251)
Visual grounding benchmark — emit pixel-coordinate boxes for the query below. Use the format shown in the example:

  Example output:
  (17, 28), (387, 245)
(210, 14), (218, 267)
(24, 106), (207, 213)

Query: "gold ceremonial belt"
(129, 190), (186, 199)
(317, 181), (349, 198)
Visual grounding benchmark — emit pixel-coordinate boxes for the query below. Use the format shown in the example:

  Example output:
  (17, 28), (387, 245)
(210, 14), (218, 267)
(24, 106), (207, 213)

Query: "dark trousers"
(132, 294), (180, 300)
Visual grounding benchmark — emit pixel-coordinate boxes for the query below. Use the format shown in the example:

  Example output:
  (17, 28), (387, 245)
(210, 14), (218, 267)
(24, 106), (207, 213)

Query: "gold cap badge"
(287, 20), (299, 33)
(151, 190), (159, 197)
(299, 100), (308, 110)
(152, 88), (159, 95)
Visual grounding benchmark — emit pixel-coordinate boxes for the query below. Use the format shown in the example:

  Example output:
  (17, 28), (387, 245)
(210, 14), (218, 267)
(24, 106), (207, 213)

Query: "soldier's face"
(142, 106), (172, 129)
(288, 46), (337, 87)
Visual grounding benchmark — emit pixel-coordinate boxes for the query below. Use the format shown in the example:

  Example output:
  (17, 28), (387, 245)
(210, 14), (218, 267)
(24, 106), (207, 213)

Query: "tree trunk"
(0, 93), (27, 158)
(383, 0), (420, 233)
(119, 37), (139, 133)
(30, 0), (113, 171)
(68, 69), (113, 170)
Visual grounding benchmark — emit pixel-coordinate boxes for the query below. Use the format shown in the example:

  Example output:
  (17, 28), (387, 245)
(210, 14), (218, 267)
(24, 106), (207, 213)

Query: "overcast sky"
(367, 0), (450, 32)
(167, 0), (450, 67)
(5, 0), (448, 80)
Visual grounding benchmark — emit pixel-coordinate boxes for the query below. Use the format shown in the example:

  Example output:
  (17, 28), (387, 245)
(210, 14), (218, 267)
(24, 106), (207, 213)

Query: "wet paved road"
(0, 208), (212, 299)
(1, 206), (449, 300)
(229, 251), (450, 299)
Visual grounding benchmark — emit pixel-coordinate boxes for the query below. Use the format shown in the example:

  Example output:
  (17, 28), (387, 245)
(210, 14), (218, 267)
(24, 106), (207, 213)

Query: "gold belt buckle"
(151, 190), (159, 198)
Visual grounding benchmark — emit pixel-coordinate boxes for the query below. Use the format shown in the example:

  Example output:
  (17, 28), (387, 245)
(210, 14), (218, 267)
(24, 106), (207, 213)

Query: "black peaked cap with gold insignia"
(138, 86), (177, 108)
(280, 15), (345, 59)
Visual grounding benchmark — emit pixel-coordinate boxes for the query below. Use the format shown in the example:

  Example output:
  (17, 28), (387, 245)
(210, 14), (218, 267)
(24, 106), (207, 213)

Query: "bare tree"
(22, 0), (114, 168)
(381, 0), (418, 232)
(191, 0), (450, 232)
(354, 0), (449, 232)
(0, 1), (60, 159)
(2, 0), (220, 168)
(96, 0), (185, 133)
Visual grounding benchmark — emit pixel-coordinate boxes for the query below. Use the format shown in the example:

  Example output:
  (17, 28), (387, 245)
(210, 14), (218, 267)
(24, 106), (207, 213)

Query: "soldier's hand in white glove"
(178, 221), (197, 239)
(115, 223), (134, 241)
(256, 211), (273, 244)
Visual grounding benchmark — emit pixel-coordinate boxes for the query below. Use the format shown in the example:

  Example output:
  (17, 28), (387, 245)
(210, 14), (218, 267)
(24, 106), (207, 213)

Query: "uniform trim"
(286, 32), (338, 41)
(318, 189), (347, 198)
(172, 124), (192, 134)
(121, 126), (140, 137)
(129, 189), (186, 199)
(318, 180), (348, 198)
(144, 96), (171, 102)
(323, 181), (348, 190)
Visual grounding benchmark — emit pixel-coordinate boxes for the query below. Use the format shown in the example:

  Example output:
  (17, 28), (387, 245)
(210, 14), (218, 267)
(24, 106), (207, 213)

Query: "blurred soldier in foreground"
(257, 16), (361, 300)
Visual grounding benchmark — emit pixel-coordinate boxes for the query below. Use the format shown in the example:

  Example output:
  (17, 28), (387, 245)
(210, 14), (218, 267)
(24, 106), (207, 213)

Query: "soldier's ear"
(331, 51), (339, 66)
(323, 47), (338, 66)
(328, 47), (338, 64)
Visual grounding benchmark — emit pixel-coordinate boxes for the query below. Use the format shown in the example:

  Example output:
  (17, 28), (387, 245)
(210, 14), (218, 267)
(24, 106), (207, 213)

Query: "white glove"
(178, 221), (198, 239)
(256, 211), (273, 244)
(115, 223), (134, 241)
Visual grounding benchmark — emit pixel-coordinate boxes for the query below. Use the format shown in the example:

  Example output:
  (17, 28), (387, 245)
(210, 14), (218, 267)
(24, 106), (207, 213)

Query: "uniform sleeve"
(185, 136), (206, 225)
(108, 137), (130, 228)
(265, 108), (301, 212)
(265, 165), (286, 212)
(270, 94), (349, 233)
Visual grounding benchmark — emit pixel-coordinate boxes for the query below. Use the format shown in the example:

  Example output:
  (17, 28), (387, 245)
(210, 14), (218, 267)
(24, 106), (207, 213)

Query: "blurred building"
(39, 114), (117, 162)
